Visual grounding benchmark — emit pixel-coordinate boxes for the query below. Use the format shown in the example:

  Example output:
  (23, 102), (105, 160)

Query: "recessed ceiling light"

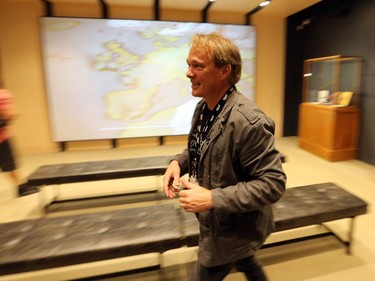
(260, 1), (271, 7)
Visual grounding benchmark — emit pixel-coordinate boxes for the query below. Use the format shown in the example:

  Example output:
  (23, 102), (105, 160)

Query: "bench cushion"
(0, 204), (181, 275)
(181, 182), (368, 246)
(273, 182), (367, 231)
(27, 155), (172, 186)
(27, 154), (285, 187)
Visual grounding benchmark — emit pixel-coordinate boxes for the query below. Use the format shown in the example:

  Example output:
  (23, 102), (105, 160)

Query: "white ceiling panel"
(209, 0), (260, 14)
(161, 0), (208, 10)
(48, 0), (98, 4)
(44, 0), (322, 18)
(104, 0), (153, 7)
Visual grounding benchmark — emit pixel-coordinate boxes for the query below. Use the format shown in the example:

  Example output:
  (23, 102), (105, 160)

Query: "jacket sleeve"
(211, 111), (286, 215)
(173, 148), (189, 176)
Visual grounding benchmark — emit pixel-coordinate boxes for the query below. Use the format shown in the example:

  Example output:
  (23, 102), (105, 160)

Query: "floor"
(0, 137), (374, 281)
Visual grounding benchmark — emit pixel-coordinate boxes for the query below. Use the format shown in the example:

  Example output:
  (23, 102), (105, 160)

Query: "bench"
(181, 182), (368, 254)
(1, 182), (365, 278)
(27, 154), (286, 214)
(27, 155), (174, 186)
(0, 204), (182, 276)
(26, 155), (174, 213)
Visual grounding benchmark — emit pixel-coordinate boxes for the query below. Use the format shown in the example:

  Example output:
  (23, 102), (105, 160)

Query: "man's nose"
(186, 67), (194, 78)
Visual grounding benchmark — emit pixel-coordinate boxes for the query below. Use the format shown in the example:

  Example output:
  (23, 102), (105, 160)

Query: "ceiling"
(159, 0), (322, 17)
(47, 0), (322, 18)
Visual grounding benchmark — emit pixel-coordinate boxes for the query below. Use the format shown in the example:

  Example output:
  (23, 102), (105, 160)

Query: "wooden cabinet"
(298, 103), (360, 161)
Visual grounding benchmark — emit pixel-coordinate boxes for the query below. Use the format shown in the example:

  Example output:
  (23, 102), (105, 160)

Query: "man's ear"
(221, 64), (231, 80)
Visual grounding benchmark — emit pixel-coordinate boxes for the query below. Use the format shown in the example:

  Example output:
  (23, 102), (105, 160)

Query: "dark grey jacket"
(174, 90), (286, 267)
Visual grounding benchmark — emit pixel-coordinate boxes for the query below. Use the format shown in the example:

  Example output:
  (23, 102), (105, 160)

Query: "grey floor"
(0, 137), (374, 281)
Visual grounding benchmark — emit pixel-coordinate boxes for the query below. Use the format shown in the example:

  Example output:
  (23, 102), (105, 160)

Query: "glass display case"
(302, 55), (362, 106)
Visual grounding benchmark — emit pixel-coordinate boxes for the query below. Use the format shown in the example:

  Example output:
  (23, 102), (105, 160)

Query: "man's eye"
(187, 63), (203, 70)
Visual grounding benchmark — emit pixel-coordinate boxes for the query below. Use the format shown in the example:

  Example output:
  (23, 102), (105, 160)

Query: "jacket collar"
(195, 90), (240, 160)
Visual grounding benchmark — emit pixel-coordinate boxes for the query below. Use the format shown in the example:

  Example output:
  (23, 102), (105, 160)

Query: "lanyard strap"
(190, 86), (235, 179)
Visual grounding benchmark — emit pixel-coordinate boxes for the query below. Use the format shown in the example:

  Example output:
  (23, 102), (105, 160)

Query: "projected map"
(41, 18), (256, 141)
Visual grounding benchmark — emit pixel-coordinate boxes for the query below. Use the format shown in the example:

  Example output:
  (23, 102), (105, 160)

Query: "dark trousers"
(0, 139), (16, 172)
(188, 255), (268, 281)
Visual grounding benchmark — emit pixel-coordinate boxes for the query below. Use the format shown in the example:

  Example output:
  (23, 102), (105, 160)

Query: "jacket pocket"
(217, 212), (258, 233)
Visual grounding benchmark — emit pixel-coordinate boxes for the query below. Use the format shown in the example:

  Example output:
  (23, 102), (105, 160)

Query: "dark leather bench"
(1, 182), (364, 277)
(26, 155), (173, 213)
(27, 154), (286, 214)
(27, 155), (173, 186)
(0, 204), (182, 276)
(27, 154), (286, 187)
(181, 182), (368, 254)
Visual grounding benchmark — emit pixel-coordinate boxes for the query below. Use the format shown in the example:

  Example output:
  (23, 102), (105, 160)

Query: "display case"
(299, 55), (362, 161)
(302, 55), (362, 106)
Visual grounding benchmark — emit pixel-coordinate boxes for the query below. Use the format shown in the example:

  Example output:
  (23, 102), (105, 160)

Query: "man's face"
(186, 49), (224, 99)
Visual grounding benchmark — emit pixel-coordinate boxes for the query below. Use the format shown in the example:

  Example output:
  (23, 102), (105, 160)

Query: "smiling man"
(163, 33), (286, 281)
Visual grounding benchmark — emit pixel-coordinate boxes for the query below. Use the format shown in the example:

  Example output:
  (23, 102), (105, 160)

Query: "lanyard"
(190, 86), (235, 179)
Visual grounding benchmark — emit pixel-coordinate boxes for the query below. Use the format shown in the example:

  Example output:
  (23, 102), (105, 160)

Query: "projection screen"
(40, 17), (256, 142)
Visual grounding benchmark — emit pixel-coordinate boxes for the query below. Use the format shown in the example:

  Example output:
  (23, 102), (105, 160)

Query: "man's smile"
(191, 82), (201, 89)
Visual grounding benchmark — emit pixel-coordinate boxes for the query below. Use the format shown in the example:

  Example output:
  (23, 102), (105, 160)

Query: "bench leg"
(52, 183), (61, 201)
(37, 184), (63, 215)
(264, 218), (358, 254)
(42, 184), (63, 214)
(346, 217), (356, 255)
(37, 185), (47, 216)
(321, 217), (356, 255)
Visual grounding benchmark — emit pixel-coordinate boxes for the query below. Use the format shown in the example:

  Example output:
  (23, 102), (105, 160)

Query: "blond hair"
(190, 33), (242, 85)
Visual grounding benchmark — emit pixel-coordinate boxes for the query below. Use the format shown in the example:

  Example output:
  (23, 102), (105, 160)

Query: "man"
(163, 33), (286, 281)
(0, 88), (37, 197)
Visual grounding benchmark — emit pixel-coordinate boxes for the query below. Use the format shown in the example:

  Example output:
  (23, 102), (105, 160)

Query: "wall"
(0, 0), (286, 155)
(284, 0), (375, 165)
(252, 13), (285, 135)
(0, 0), (52, 154)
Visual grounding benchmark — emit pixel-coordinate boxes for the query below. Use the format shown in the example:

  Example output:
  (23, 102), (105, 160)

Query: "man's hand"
(179, 178), (213, 212)
(163, 160), (181, 199)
